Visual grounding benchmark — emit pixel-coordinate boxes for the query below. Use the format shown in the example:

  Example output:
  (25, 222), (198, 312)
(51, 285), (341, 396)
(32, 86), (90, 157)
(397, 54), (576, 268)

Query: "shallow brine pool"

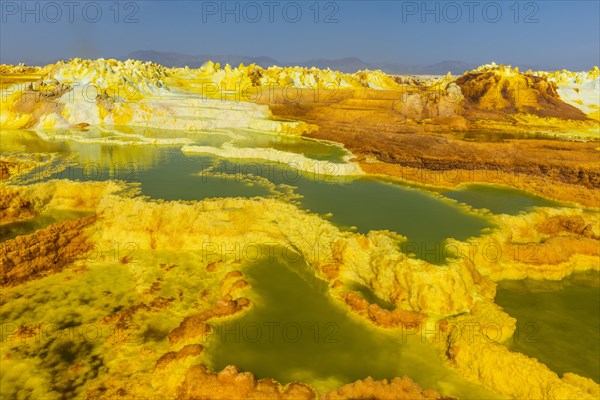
(2, 126), (597, 397)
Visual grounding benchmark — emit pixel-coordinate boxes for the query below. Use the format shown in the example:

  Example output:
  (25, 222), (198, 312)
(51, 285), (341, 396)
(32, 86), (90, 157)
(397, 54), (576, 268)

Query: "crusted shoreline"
(1, 180), (598, 398)
(1, 60), (599, 399)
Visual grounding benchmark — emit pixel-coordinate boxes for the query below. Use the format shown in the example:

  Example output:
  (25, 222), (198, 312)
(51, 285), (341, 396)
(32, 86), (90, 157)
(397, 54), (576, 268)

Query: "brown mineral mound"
(456, 67), (588, 120)
(168, 296), (251, 345)
(0, 153), (61, 182)
(341, 291), (426, 328)
(167, 270), (252, 345)
(0, 215), (96, 286)
(155, 344), (204, 370)
(0, 185), (37, 222)
(536, 214), (598, 238)
(0, 158), (36, 180)
(324, 376), (447, 400)
(360, 157), (600, 209)
(177, 365), (447, 400)
(101, 296), (175, 335)
(177, 365), (316, 400)
(450, 208), (600, 281)
(263, 84), (599, 207)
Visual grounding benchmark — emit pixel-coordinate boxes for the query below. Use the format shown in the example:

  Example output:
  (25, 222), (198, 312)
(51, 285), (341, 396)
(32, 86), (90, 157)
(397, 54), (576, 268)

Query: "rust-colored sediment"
(0, 184), (39, 223)
(260, 70), (599, 207)
(324, 376), (448, 400)
(455, 69), (588, 119)
(0, 215), (96, 286)
(176, 364), (317, 400)
(176, 364), (448, 400)
(0, 158), (40, 180)
(341, 291), (426, 329)
(450, 208), (600, 281)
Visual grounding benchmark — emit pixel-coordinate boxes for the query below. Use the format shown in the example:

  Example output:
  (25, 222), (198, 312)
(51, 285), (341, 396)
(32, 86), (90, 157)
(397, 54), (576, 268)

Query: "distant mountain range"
(123, 51), (555, 75)
(124, 51), (479, 74)
(0, 50), (552, 75)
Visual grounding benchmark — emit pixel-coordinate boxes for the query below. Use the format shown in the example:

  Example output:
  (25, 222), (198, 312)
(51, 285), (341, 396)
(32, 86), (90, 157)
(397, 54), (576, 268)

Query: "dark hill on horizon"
(124, 51), (481, 74)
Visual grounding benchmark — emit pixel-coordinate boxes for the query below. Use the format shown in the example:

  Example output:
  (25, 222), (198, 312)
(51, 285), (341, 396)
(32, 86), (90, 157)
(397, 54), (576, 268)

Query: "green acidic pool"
(5, 127), (594, 398)
(495, 272), (600, 383)
(443, 184), (564, 215)
(5, 129), (491, 264)
(205, 254), (501, 398)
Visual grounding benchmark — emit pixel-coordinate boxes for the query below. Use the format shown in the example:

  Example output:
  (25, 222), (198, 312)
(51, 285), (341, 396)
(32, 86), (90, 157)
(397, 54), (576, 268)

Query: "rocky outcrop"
(3, 60), (598, 208)
(177, 364), (316, 400)
(0, 59), (314, 133)
(255, 65), (599, 208)
(1, 156), (39, 180)
(168, 297), (250, 345)
(22, 79), (72, 101)
(155, 344), (204, 370)
(449, 208), (600, 281)
(324, 376), (447, 400)
(0, 215), (96, 286)
(456, 65), (588, 120)
(176, 364), (450, 400)
(1, 179), (597, 399)
(262, 80), (599, 207)
(0, 185), (37, 223)
(341, 291), (426, 328)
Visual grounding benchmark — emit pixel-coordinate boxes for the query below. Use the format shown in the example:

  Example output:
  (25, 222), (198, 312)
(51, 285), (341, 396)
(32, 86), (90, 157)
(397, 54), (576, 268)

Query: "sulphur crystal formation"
(1, 180), (599, 399)
(2, 59), (598, 142)
(2, 59), (600, 399)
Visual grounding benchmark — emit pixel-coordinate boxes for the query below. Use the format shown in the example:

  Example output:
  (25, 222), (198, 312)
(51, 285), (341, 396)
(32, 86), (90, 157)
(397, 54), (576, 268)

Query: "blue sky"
(1, 0), (599, 69)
